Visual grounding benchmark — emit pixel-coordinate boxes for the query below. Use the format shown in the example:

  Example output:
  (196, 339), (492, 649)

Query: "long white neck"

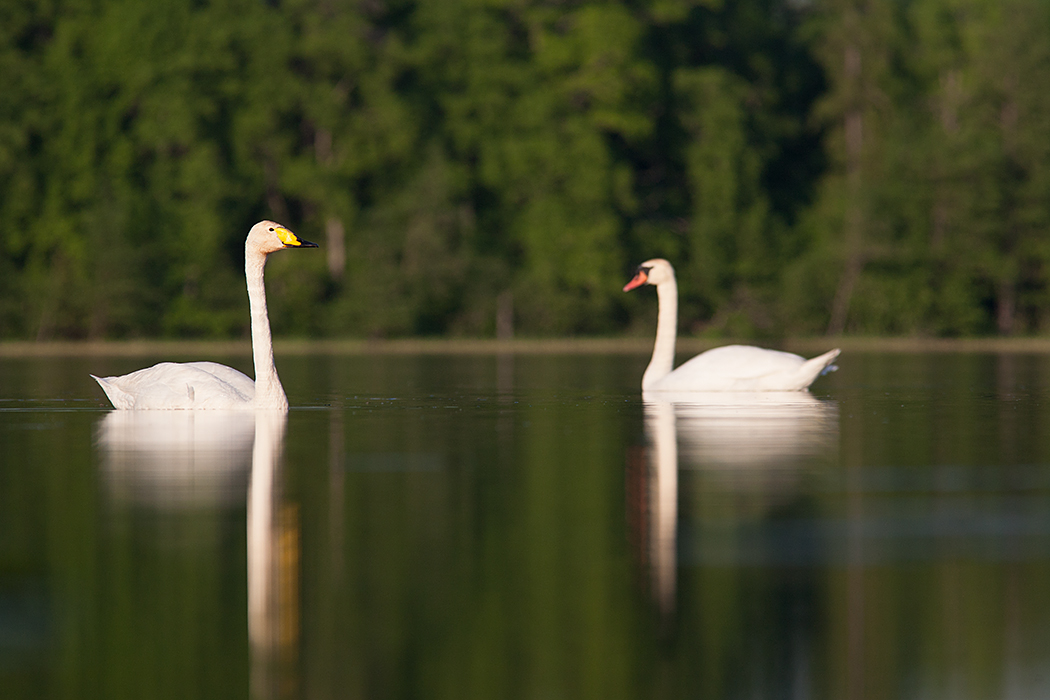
(642, 276), (678, 390)
(246, 251), (288, 410)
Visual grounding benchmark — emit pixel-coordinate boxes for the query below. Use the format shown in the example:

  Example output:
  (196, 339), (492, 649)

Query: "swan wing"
(650, 345), (838, 392)
(182, 361), (257, 397)
(93, 362), (255, 410)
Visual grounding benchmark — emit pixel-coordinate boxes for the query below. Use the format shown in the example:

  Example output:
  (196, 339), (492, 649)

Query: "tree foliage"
(2, 0), (1050, 339)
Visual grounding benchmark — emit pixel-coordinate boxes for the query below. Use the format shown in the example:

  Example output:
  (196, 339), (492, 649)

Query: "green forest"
(2, 0), (1049, 341)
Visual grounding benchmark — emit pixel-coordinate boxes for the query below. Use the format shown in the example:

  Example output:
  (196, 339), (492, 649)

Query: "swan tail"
(91, 374), (134, 410)
(796, 349), (841, 389)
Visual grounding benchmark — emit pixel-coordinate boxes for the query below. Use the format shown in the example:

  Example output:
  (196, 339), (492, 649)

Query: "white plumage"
(92, 221), (317, 410)
(93, 362), (256, 410)
(624, 258), (840, 392)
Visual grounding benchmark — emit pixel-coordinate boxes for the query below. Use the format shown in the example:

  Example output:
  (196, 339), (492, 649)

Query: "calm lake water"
(3, 349), (1050, 700)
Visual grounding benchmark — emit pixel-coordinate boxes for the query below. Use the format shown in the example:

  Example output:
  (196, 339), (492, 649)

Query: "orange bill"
(623, 269), (649, 292)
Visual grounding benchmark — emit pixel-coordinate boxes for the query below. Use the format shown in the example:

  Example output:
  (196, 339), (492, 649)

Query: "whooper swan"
(92, 221), (317, 410)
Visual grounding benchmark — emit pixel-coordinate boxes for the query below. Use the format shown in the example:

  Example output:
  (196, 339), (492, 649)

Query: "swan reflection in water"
(96, 410), (297, 699)
(98, 410), (256, 507)
(634, 391), (839, 619)
(247, 411), (298, 700)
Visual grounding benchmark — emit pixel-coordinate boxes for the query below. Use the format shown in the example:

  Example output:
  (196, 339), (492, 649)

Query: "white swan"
(624, 259), (840, 391)
(92, 221), (317, 410)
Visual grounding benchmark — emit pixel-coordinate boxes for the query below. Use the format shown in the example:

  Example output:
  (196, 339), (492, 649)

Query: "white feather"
(625, 259), (840, 392)
(92, 221), (316, 410)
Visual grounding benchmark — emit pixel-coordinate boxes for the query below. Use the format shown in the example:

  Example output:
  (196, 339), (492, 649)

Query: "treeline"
(2, 0), (1050, 340)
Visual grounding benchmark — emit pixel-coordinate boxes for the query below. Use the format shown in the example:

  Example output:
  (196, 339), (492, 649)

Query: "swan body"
(92, 221), (317, 411)
(624, 258), (840, 392)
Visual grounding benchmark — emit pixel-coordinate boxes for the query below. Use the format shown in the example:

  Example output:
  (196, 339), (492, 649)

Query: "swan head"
(247, 220), (318, 256)
(623, 258), (675, 291)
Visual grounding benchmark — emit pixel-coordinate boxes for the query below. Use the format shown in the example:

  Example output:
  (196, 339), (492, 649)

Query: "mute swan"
(624, 259), (840, 391)
(92, 221), (317, 410)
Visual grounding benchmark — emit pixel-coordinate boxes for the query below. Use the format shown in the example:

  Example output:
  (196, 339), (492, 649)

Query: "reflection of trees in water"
(304, 388), (644, 700)
(85, 353), (1050, 699)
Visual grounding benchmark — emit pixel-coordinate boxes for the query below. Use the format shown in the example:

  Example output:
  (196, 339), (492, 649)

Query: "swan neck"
(246, 251), (288, 410)
(642, 277), (678, 390)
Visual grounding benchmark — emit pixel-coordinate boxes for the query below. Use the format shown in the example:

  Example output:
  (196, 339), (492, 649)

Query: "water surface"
(2, 350), (1050, 699)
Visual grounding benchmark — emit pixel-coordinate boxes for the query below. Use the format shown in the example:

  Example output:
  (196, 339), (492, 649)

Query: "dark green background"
(3, 0), (1050, 340)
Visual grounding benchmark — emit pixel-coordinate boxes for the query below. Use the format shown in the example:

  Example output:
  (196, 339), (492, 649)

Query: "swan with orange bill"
(624, 259), (840, 392)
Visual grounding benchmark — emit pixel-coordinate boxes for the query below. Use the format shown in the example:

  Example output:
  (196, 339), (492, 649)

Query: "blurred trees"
(2, 0), (1050, 340)
(799, 0), (1050, 336)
